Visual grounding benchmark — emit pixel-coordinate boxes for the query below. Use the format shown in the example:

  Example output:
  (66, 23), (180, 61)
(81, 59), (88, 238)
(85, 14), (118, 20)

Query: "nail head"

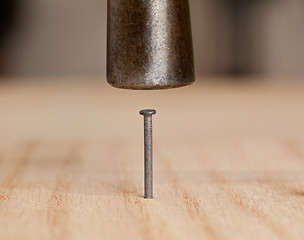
(139, 109), (156, 116)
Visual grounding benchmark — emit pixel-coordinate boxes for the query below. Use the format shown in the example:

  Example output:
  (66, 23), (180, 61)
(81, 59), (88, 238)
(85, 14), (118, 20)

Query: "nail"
(139, 109), (156, 199)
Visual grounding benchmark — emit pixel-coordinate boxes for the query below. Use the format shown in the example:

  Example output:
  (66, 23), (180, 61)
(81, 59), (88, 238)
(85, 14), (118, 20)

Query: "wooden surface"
(0, 78), (304, 240)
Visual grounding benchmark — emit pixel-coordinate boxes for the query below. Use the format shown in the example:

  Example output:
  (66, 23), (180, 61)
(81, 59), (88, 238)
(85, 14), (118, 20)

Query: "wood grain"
(0, 78), (303, 240)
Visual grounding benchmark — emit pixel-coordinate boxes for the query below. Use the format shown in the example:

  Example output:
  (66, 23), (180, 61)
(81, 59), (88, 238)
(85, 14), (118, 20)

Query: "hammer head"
(107, 0), (195, 90)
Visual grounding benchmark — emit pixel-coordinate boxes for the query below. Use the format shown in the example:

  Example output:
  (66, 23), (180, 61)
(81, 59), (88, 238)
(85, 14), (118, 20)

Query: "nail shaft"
(140, 109), (156, 199)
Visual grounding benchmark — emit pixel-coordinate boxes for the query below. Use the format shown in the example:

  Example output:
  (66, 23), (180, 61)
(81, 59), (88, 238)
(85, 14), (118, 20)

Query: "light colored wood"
(0, 78), (304, 240)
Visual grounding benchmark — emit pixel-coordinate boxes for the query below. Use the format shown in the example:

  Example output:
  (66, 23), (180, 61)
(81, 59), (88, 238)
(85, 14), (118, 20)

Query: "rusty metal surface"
(107, 0), (195, 90)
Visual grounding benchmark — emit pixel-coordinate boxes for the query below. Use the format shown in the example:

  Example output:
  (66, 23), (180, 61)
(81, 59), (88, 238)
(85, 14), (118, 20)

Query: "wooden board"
(0, 78), (304, 240)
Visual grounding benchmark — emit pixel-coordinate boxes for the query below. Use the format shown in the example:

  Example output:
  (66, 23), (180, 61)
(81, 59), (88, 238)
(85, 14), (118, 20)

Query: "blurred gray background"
(0, 0), (304, 79)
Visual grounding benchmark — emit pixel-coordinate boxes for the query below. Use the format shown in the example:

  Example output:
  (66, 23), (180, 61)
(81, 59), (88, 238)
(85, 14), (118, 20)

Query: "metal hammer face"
(107, 0), (195, 90)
